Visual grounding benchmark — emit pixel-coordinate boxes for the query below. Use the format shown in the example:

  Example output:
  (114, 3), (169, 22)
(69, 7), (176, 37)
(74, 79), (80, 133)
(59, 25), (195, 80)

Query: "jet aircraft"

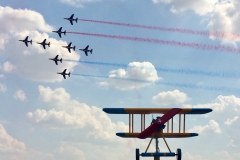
(19, 36), (32, 47)
(37, 39), (50, 49)
(49, 55), (62, 65)
(52, 27), (66, 38)
(57, 69), (70, 79)
(79, 45), (93, 56)
(62, 42), (76, 53)
(64, 14), (78, 25)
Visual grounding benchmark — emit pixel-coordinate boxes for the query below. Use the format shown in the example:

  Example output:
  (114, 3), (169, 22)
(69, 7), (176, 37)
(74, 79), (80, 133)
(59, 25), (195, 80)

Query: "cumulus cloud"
(59, 0), (101, 8)
(0, 123), (25, 153)
(225, 116), (238, 125)
(0, 83), (6, 92)
(215, 150), (233, 160)
(152, 0), (218, 16)
(184, 95), (240, 112)
(183, 152), (203, 160)
(54, 144), (86, 160)
(99, 62), (161, 90)
(27, 86), (128, 141)
(2, 61), (15, 72)
(188, 119), (221, 134)
(153, 0), (240, 42)
(0, 6), (80, 82)
(14, 89), (27, 101)
(152, 90), (188, 106)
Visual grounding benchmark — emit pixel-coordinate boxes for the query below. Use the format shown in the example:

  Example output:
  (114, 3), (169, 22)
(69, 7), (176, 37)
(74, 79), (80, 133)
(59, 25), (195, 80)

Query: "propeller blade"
(137, 108), (182, 139)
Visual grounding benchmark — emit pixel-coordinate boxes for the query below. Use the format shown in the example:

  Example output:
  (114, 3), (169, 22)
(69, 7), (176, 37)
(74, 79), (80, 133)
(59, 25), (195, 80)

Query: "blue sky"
(0, 0), (240, 159)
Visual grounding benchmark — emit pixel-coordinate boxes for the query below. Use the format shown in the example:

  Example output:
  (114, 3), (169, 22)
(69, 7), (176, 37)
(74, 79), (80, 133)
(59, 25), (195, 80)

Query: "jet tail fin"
(48, 42), (50, 47)
(68, 72), (71, 77)
(30, 40), (32, 45)
(73, 46), (76, 51)
(76, 18), (78, 23)
(64, 31), (66, 35)
(90, 49), (93, 54)
(60, 58), (62, 63)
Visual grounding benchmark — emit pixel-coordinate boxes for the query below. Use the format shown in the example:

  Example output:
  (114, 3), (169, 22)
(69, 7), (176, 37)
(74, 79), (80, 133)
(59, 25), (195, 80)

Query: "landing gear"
(176, 148), (182, 160)
(136, 148), (140, 160)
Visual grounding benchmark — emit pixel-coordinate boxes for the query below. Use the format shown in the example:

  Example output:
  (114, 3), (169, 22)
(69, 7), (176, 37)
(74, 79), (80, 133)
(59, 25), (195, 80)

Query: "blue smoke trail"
(72, 73), (237, 92)
(64, 60), (240, 78)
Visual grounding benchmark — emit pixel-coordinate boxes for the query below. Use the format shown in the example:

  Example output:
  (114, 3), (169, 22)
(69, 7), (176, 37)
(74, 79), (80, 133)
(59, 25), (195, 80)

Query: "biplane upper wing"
(102, 108), (212, 114)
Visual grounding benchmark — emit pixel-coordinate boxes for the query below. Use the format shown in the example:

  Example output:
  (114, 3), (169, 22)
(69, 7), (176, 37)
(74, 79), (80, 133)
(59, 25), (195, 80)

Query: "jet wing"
(68, 48), (71, 53)
(85, 45), (89, 50)
(63, 75), (66, 79)
(63, 69), (67, 73)
(43, 45), (46, 49)
(70, 20), (73, 25)
(25, 42), (28, 47)
(85, 51), (88, 56)
(55, 61), (58, 65)
(58, 33), (62, 38)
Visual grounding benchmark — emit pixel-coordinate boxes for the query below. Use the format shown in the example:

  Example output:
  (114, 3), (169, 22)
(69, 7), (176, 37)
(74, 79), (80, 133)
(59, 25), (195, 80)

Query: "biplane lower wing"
(103, 108), (212, 114)
(116, 132), (198, 138)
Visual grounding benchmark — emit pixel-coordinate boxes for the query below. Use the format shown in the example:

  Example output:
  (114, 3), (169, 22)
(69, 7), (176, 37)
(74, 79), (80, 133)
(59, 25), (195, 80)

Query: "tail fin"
(68, 72), (71, 77)
(64, 31), (66, 35)
(76, 18), (78, 23)
(30, 40), (32, 45)
(90, 49), (93, 54)
(48, 42), (50, 47)
(60, 58), (62, 63)
(73, 46), (76, 51)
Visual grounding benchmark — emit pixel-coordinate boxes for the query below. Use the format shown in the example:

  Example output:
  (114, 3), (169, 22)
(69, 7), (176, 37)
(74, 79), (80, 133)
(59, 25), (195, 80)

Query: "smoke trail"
(78, 19), (240, 40)
(72, 73), (237, 92)
(64, 60), (240, 78)
(67, 32), (240, 53)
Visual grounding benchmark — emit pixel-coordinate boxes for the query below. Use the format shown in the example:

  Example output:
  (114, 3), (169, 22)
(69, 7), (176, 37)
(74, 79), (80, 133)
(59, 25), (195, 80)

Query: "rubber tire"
(136, 148), (140, 160)
(176, 148), (182, 160)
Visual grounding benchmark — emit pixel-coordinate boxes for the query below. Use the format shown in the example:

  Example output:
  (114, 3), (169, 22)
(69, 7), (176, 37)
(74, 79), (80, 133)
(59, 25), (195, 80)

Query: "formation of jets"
(19, 14), (94, 79)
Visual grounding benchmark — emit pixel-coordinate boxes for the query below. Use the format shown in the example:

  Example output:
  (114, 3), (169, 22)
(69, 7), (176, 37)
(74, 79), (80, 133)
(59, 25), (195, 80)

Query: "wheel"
(176, 148), (182, 160)
(136, 148), (140, 160)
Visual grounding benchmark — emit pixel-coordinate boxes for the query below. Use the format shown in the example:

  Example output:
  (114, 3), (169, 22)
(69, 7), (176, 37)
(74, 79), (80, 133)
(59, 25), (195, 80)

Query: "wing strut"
(145, 133), (154, 153)
(161, 133), (171, 153)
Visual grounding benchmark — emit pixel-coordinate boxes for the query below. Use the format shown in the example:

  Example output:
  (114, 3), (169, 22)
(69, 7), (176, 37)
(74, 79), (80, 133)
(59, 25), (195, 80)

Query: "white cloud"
(54, 144), (86, 160)
(227, 140), (237, 148)
(152, 90), (189, 106)
(2, 61), (15, 72)
(0, 83), (6, 92)
(0, 123), (25, 153)
(153, 0), (240, 42)
(100, 62), (161, 90)
(153, 0), (218, 16)
(14, 89), (27, 101)
(188, 119), (221, 134)
(225, 116), (238, 125)
(183, 152), (203, 160)
(215, 150), (233, 160)
(59, 0), (101, 8)
(0, 6), (80, 82)
(27, 86), (128, 141)
(184, 95), (240, 112)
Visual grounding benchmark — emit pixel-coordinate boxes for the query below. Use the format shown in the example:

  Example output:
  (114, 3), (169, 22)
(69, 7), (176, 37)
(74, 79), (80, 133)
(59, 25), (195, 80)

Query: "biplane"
(103, 108), (212, 160)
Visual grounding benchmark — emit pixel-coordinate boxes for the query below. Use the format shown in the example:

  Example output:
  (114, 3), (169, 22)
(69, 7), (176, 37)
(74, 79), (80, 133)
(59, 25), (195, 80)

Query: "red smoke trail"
(67, 32), (240, 53)
(78, 19), (240, 40)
